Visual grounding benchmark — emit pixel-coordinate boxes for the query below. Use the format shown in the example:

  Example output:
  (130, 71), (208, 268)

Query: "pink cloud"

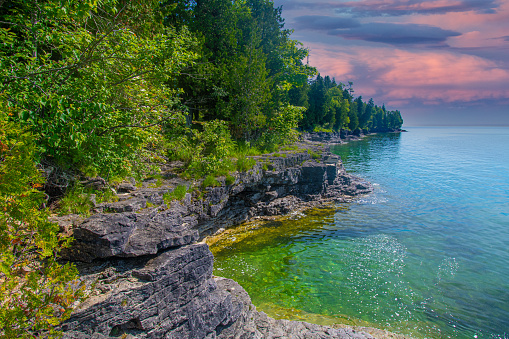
(308, 43), (509, 105)
(402, 0), (509, 46)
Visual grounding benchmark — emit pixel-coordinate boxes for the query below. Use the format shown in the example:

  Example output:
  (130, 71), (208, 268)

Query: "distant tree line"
(291, 74), (403, 134)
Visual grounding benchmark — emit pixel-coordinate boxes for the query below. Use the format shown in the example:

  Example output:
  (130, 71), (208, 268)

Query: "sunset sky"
(273, 0), (509, 126)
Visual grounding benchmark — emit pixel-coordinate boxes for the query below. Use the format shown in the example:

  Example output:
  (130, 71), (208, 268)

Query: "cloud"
(275, 1), (343, 11)
(333, 0), (500, 17)
(328, 23), (461, 45)
(293, 15), (361, 30)
(275, 0), (509, 125)
(307, 44), (509, 106)
(276, 0), (500, 17)
(275, 0), (500, 17)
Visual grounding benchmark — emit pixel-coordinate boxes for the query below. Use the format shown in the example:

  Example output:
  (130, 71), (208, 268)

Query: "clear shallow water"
(210, 127), (509, 338)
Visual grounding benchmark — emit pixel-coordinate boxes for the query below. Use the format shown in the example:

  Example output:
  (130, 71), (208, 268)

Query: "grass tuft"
(202, 175), (220, 188)
(163, 185), (188, 205)
(225, 174), (236, 185)
(307, 149), (321, 159)
(236, 156), (256, 172)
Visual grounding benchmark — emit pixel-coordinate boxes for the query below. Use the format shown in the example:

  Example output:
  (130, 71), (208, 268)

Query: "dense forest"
(0, 0), (402, 336)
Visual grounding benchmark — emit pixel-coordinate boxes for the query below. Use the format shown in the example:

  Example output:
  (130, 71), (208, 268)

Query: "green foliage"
(1, 0), (198, 178)
(281, 145), (299, 151)
(225, 174), (236, 186)
(0, 110), (83, 338)
(2, 0), (402, 183)
(271, 153), (287, 158)
(96, 188), (119, 204)
(258, 105), (304, 151)
(236, 156), (257, 172)
(146, 175), (165, 188)
(57, 185), (95, 217)
(299, 76), (402, 133)
(202, 175), (220, 188)
(163, 185), (188, 205)
(307, 149), (321, 159)
(168, 120), (237, 178)
(175, 0), (314, 142)
(234, 141), (262, 157)
(313, 126), (333, 133)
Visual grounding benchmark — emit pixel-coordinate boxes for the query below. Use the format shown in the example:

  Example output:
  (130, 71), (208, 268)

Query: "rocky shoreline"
(56, 136), (406, 338)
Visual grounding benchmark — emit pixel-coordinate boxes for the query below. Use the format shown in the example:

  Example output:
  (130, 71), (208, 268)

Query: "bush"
(167, 120), (237, 178)
(1, 1), (198, 179)
(0, 111), (83, 337)
(307, 149), (321, 159)
(234, 141), (262, 157)
(57, 185), (95, 217)
(313, 126), (333, 133)
(257, 105), (304, 151)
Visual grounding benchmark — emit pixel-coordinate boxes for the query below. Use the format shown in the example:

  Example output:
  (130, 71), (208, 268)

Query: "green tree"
(175, 0), (313, 141)
(348, 100), (359, 131)
(359, 98), (374, 130)
(1, 0), (197, 178)
(329, 87), (350, 131)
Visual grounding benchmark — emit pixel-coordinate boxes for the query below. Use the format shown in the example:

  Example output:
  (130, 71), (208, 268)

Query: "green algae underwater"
(208, 128), (509, 339)
(208, 207), (427, 337)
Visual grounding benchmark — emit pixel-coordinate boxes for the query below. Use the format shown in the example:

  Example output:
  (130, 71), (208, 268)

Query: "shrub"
(313, 126), (333, 133)
(1, 1), (198, 179)
(307, 149), (321, 159)
(281, 145), (299, 151)
(234, 141), (262, 157)
(0, 111), (84, 337)
(57, 185), (95, 217)
(257, 105), (304, 151)
(167, 120), (237, 178)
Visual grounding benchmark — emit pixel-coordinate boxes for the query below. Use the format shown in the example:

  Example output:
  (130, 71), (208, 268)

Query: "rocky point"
(57, 142), (380, 338)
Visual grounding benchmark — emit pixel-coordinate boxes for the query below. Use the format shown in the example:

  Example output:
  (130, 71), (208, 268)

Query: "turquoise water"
(211, 127), (509, 338)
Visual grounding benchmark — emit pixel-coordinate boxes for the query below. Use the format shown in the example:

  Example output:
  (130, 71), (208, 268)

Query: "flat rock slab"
(65, 207), (199, 262)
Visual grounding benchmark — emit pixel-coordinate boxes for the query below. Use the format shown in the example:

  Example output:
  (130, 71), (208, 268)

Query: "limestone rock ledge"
(61, 244), (375, 339)
(60, 147), (376, 338)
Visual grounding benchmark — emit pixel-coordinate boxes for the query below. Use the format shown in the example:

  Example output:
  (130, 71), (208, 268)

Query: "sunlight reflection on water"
(211, 128), (509, 339)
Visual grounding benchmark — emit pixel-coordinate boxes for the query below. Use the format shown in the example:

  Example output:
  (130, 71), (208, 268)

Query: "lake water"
(210, 127), (509, 338)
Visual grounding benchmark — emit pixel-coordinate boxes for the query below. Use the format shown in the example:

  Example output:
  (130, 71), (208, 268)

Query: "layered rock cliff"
(59, 145), (377, 338)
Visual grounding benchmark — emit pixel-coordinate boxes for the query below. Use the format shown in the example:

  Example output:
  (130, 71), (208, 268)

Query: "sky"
(273, 0), (509, 126)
